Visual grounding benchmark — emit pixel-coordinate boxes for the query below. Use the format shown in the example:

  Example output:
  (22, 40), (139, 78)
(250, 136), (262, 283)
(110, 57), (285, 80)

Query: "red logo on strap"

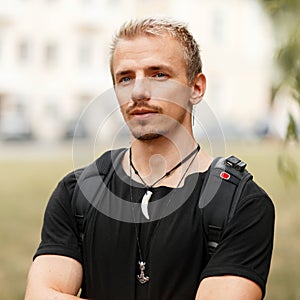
(220, 171), (230, 180)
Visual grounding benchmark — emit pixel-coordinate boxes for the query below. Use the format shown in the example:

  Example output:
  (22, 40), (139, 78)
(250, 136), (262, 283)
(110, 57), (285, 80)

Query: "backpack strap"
(72, 148), (126, 245)
(199, 155), (253, 257)
(73, 150), (252, 260)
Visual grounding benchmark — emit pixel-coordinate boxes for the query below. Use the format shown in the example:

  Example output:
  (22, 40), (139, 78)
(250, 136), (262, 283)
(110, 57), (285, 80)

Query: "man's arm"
(195, 275), (262, 300)
(25, 255), (86, 300)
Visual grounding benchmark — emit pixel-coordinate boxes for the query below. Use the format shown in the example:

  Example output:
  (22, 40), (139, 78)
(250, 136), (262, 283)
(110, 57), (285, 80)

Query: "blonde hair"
(110, 16), (203, 85)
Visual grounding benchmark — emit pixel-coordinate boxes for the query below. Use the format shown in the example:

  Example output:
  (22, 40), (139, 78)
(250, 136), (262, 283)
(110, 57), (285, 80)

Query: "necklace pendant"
(141, 190), (152, 219)
(137, 261), (150, 284)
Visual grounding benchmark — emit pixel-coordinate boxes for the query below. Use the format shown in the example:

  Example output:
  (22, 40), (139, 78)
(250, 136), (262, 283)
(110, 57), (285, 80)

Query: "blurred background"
(0, 0), (299, 299)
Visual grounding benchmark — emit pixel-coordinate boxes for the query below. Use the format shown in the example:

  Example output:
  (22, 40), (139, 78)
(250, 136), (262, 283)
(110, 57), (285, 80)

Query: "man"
(25, 17), (275, 299)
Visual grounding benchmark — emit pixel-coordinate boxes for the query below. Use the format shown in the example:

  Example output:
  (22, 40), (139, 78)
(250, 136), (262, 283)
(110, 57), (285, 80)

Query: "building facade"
(0, 0), (274, 142)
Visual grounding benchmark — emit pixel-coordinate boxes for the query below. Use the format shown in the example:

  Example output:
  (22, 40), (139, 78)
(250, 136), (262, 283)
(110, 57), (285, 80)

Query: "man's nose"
(131, 78), (151, 102)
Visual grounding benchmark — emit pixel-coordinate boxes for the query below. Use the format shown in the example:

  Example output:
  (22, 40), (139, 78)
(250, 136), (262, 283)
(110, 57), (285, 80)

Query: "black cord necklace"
(129, 144), (200, 284)
(129, 144), (200, 219)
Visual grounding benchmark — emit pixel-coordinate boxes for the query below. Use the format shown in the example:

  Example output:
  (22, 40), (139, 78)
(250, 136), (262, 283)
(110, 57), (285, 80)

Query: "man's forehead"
(113, 34), (183, 62)
(115, 33), (173, 48)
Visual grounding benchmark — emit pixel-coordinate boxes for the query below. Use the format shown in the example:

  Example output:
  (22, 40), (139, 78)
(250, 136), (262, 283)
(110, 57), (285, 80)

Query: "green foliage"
(279, 113), (299, 183)
(285, 113), (298, 142)
(278, 151), (298, 183)
(261, 0), (300, 17)
(293, 62), (300, 105)
(260, 0), (300, 183)
(260, 0), (300, 142)
(276, 32), (300, 80)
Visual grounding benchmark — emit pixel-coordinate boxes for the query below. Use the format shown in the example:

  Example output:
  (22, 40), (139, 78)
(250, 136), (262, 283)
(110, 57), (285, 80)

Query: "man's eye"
(120, 77), (131, 83)
(153, 72), (167, 79)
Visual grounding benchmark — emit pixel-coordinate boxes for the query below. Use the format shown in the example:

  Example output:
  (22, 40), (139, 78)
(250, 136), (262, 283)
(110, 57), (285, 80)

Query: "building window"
(18, 40), (30, 63)
(210, 80), (222, 107)
(44, 96), (60, 119)
(45, 102), (58, 118)
(212, 10), (226, 45)
(0, 94), (3, 115)
(44, 43), (58, 65)
(78, 41), (93, 68)
(0, 36), (2, 63)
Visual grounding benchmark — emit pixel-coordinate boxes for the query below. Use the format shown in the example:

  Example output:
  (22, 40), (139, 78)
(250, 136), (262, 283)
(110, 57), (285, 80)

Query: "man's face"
(112, 34), (193, 140)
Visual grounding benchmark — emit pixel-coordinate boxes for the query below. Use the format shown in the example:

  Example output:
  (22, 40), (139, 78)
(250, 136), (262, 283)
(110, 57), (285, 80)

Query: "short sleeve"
(33, 172), (83, 264)
(200, 181), (275, 297)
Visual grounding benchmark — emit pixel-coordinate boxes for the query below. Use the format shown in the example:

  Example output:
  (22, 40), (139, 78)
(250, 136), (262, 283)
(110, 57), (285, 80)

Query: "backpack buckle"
(226, 156), (247, 172)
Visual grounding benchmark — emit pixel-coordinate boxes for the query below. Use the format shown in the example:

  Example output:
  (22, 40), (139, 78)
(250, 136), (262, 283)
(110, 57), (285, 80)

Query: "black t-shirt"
(34, 154), (275, 300)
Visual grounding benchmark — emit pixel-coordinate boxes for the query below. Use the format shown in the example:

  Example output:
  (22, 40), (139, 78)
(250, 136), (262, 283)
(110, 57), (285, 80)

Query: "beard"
(135, 132), (162, 140)
(123, 101), (188, 141)
(128, 117), (182, 141)
(129, 125), (164, 140)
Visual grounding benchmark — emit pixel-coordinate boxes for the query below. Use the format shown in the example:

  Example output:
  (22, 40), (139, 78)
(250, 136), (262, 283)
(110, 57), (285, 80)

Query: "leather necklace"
(129, 144), (200, 284)
(129, 144), (200, 219)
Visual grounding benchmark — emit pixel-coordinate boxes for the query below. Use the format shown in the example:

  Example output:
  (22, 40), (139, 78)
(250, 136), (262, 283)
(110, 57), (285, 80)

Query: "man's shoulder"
(241, 178), (270, 199)
(239, 178), (274, 215)
(60, 147), (127, 190)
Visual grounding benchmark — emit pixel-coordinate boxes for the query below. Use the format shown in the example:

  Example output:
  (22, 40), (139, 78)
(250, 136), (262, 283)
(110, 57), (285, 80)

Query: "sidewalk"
(0, 141), (73, 161)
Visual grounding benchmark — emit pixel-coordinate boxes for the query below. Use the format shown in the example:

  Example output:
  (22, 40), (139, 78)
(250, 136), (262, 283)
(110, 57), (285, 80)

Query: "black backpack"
(73, 148), (253, 257)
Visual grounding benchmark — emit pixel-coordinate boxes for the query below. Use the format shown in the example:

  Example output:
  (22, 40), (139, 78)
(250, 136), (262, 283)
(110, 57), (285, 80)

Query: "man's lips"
(130, 108), (158, 115)
(128, 108), (159, 119)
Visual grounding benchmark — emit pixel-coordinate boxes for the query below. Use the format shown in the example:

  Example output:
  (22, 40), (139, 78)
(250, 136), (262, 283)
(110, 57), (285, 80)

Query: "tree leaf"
(278, 151), (298, 183)
(285, 113), (298, 142)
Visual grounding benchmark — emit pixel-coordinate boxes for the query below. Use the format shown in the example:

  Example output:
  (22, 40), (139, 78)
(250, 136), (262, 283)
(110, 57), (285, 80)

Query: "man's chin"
(132, 132), (163, 141)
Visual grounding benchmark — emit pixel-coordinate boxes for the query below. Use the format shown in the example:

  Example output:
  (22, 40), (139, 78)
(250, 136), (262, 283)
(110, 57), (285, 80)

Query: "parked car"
(63, 119), (88, 140)
(0, 112), (33, 141)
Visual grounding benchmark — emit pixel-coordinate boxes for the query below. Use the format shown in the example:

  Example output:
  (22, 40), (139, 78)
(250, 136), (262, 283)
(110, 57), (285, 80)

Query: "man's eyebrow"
(115, 65), (174, 78)
(148, 65), (173, 72)
(115, 70), (132, 78)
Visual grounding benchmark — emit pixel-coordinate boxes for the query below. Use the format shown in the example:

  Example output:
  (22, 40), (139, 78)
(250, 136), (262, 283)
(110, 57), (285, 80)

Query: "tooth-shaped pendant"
(141, 190), (152, 219)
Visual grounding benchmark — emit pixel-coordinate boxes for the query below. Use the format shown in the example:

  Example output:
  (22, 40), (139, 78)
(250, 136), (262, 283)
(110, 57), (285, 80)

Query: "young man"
(25, 17), (275, 300)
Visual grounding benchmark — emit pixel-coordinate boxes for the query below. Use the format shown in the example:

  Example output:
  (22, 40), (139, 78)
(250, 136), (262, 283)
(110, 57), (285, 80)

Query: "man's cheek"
(115, 87), (132, 106)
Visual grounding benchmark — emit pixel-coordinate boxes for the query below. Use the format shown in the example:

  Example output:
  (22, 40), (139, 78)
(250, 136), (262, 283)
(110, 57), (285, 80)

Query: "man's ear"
(190, 73), (206, 105)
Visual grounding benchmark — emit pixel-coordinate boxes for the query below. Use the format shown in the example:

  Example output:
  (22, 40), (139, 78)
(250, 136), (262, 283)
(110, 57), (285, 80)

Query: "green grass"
(0, 140), (299, 299)
(226, 141), (300, 300)
(0, 152), (73, 299)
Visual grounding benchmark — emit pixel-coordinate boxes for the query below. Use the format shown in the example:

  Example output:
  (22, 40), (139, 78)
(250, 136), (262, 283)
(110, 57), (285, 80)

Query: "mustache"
(125, 102), (163, 115)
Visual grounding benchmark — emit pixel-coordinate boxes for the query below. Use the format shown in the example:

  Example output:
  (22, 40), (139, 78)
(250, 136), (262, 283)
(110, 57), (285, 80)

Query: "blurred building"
(0, 0), (274, 142)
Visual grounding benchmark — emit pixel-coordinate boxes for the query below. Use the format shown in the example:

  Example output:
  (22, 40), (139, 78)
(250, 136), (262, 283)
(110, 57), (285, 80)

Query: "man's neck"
(124, 134), (204, 187)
